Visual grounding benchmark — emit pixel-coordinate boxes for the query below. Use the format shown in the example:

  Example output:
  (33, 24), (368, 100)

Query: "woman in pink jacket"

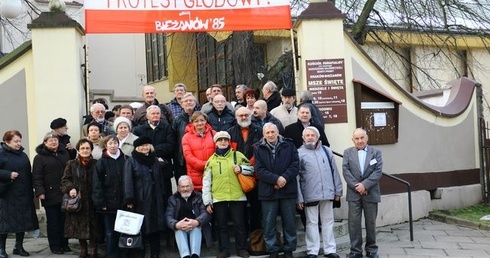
(182, 111), (216, 190)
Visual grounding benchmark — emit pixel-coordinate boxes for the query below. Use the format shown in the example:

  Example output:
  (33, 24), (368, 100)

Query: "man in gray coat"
(297, 127), (342, 258)
(342, 128), (383, 258)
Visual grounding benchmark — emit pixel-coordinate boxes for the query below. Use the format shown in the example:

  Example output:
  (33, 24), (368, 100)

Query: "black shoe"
(324, 254), (340, 258)
(0, 249), (8, 258)
(269, 252), (279, 258)
(216, 251), (230, 258)
(12, 246), (29, 257)
(347, 253), (362, 258)
(284, 251), (293, 258)
(190, 254), (199, 258)
(307, 255), (317, 258)
(366, 253), (379, 258)
(61, 246), (72, 253)
(51, 249), (64, 255)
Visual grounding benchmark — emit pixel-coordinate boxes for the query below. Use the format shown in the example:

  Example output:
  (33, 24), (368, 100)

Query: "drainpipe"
(475, 83), (487, 203)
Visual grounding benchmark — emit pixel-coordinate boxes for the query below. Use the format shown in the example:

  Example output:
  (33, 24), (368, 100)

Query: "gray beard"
(238, 120), (251, 128)
(304, 142), (317, 150)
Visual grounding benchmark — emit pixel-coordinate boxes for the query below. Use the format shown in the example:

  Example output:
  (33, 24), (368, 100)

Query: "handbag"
(233, 151), (256, 193)
(118, 234), (143, 249)
(237, 173), (256, 193)
(61, 193), (82, 213)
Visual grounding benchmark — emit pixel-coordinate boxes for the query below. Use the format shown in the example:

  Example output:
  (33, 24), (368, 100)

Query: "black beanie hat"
(133, 136), (152, 148)
(50, 118), (67, 129)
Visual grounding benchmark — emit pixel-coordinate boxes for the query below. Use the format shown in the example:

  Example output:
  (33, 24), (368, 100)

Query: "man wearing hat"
(270, 88), (298, 128)
(50, 118), (76, 159)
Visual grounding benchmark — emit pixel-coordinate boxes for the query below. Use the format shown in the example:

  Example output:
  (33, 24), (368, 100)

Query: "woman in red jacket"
(182, 111), (216, 190)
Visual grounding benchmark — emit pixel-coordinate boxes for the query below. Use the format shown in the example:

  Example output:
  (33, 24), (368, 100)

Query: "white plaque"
(373, 113), (386, 127)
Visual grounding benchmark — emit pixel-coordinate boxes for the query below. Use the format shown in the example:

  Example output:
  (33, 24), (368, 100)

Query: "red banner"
(84, 0), (292, 34)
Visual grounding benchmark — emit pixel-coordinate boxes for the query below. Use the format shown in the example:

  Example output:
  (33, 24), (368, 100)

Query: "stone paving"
(4, 219), (490, 258)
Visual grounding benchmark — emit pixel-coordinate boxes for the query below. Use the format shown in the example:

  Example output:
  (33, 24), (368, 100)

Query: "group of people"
(0, 80), (383, 258)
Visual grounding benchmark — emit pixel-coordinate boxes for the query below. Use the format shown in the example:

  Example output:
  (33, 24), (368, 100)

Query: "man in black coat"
(261, 81), (282, 112)
(172, 93), (199, 181)
(283, 105), (330, 149)
(253, 123), (299, 258)
(206, 94), (236, 132)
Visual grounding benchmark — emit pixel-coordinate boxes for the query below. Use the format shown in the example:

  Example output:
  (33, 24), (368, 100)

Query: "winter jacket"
(0, 143), (39, 233)
(202, 149), (253, 205)
(61, 158), (98, 239)
(133, 98), (173, 125)
(32, 144), (70, 207)
(57, 134), (77, 159)
(283, 119), (330, 148)
(297, 144), (342, 204)
(227, 123), (262, 160)
(92, 150), (127, 213)
(172, 112), (192, 167)
(181, 123), (216, 190)
(251, 112), (285, 135)
(133, 120), (176, 162)
(265, 91), (281, 112)
(253, 136), (299, 201)
(119, 133), (138, 157)
(124, 156), (166, 235)
(165, 191), (212, 247)
(206, 107), (236, 132)
(270, 105), (298, 128)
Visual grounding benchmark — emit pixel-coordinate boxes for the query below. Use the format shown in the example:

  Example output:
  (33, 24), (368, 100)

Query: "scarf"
(79, 156), (92, 167)
(216, 146), (230, 156)
(131, 149), (156, 166)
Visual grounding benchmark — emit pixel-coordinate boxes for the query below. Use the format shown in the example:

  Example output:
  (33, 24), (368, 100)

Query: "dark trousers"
(214, 201), (247, 252)
(245, 187), (262, 232)
(102, 213), (120, 258)
(44, 204), (68, 251)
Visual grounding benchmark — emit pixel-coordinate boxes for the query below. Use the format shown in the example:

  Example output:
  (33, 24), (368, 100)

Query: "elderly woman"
(86, 122), (104, 160)
(92, 135), (127, 258)
(244, 88), (259, 111)
(181, 111), (216, 190)
(61, 139), (98, 258)
(0, 130), (39, 258)
(124, 136), (166, 258)
(33, 132), (71, 255)
(202, 131), (254, 258)
(113, 116), (138, 157)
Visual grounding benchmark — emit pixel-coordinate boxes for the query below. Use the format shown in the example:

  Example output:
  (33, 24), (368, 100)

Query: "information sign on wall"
(305, 58), (347, 123)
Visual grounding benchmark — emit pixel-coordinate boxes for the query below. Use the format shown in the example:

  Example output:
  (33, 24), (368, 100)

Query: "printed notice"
(373, 113), (387, 127)
(305, 58), (347, 123)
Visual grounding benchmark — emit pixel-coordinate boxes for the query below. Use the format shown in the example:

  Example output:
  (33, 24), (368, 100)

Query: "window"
(145, 33), (167, 83)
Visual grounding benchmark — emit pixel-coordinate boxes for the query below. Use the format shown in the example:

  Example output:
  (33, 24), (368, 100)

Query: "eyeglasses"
(237, 114), (250, 117)
(216, 138), (229, 142)
(179, 185), (192, 189)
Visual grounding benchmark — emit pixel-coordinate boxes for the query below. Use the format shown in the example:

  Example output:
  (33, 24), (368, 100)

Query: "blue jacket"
(253, 136), (299, 200)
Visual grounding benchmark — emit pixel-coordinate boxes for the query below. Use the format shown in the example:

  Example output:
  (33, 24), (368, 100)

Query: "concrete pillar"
(27, 12), (85, 157)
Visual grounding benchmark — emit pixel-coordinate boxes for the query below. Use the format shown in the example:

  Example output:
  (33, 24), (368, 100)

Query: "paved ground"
(5, 219), (490, 258)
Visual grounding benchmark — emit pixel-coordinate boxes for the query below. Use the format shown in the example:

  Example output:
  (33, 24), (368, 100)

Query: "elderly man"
(252, 100), (284, 135)
(227, 107), (263, 232)
(284, 105), (330, 148)
(165, 176), (212, 258)
(82, 103), (114, 137)
(133, 105), (176, 199)
(206, 94), (236, 132)
(233, 84), (248, 108)
(167, 83), (201, 118)
(270, 89), (298, 128)
(297, 127), (342, 258)
(201, 84), (234, 113)
(50, 118), (76, 159)
(254, 123), (299, 258)
(262, 81), (281, 111)
(343, 128), (383, 258)
(172, 93), (200, 181)
(134, 85), (173, 125)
